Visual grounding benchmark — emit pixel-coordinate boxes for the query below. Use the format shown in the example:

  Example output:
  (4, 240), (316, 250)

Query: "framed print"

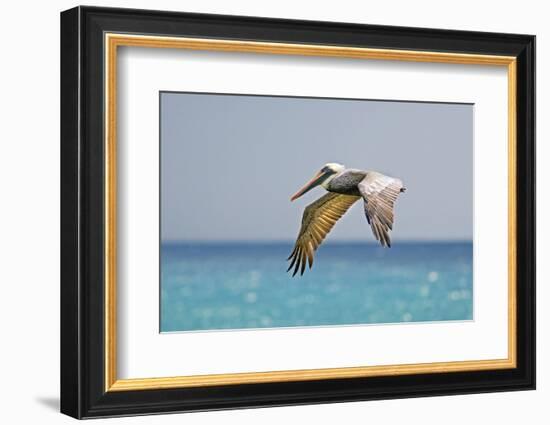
(60, 6), (535, 419)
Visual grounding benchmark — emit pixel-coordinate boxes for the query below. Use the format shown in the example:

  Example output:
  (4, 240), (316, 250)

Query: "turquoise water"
(160, 242), (472, 332)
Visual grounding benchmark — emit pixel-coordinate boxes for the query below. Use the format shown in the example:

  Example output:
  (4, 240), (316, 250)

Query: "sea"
(160, 241), (473, 332)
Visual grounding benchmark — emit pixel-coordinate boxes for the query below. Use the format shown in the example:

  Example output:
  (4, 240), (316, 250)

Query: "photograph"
(160, 92), (474, 332)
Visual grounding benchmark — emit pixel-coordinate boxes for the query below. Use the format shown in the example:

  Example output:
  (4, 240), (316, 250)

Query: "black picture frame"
(61, 5), (535, 419)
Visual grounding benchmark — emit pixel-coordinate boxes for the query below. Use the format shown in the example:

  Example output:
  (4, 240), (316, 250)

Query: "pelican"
(287, 163), (405, 276)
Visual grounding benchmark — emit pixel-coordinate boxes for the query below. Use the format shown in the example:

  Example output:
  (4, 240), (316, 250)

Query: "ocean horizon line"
(161, 239), (473, 245)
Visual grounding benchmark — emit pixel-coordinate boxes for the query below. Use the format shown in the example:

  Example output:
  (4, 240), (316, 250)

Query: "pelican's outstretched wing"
(358, 171), (405, 248)
(287, 193), (360, 276)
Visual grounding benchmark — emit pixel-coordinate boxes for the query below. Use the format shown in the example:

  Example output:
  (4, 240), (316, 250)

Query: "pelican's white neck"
(321, 173), (338, 189)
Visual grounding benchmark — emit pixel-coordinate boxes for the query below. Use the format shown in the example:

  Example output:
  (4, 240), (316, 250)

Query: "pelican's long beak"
(290, 170), (327, 201)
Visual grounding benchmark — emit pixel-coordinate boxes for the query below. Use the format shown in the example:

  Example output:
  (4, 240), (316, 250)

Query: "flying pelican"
(287, 163), (405, 276)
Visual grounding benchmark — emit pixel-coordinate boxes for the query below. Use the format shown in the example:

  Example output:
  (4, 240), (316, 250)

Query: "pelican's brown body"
(324, 169), (366, 196)
(288, 163), (405, 276)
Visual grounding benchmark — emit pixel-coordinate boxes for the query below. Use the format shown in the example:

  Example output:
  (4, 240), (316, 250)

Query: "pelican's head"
(290, 163), (345, 201)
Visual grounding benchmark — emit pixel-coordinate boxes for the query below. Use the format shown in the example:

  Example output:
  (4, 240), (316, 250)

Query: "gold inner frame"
(104, 33), (517, 392)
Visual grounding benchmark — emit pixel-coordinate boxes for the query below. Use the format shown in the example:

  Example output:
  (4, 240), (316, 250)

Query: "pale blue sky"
(161, 92), (473, 242)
